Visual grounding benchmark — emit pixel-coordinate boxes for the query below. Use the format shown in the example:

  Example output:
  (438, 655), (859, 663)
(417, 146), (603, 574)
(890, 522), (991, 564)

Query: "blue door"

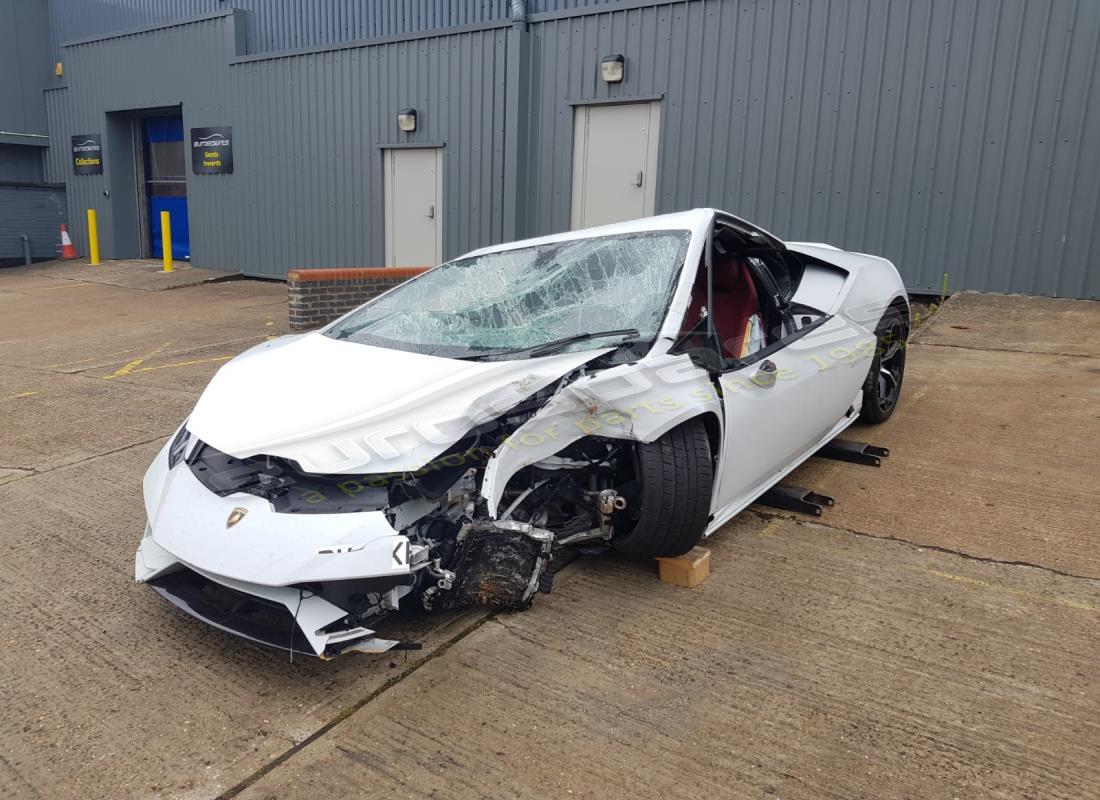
(143, 116), (190, 260)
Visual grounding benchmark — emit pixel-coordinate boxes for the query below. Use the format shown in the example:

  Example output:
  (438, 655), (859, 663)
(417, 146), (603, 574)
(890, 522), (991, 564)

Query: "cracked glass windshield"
(326, 231), (691, 358)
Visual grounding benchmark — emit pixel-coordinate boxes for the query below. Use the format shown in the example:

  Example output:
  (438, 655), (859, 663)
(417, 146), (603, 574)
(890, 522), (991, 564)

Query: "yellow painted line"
(104, 341), (173, 379)
(128, 355), (233, 374)
(759, 519), (782, 539)
(925, 569), (1100, 614)
(5, 391), (38, 399)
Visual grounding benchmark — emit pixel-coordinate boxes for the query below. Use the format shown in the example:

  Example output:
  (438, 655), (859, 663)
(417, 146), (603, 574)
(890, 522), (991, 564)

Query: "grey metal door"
(570, 102), (660, 230)
(383, 148), (442, 266)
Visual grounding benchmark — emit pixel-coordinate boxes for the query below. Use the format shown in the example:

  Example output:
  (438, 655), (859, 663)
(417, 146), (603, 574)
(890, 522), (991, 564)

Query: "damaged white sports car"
(136, 209), (908, 657)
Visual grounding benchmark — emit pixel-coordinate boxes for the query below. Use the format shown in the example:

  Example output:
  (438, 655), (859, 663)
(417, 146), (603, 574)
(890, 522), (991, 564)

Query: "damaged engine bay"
(180, 374), (639, 636)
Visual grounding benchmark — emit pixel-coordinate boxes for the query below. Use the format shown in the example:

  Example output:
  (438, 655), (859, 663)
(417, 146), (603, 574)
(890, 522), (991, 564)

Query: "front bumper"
(137, 532), (417, 657)
(137, 444), (423, 657)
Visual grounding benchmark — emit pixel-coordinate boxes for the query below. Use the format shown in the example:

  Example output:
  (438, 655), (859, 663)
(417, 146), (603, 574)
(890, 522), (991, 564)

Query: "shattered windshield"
(326, 231), (691, 359)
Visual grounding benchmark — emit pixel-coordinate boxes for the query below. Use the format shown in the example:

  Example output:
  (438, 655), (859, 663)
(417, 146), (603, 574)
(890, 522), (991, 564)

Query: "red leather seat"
(686, 255), (761, 359)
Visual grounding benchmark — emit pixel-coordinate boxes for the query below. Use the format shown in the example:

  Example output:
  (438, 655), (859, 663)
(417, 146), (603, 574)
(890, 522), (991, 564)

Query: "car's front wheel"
(612, 418), (713, 559)
(860, 303), (909, 424)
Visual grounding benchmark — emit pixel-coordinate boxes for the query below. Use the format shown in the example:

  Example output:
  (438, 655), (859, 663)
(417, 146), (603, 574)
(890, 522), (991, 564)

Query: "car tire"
(859, 303), (909, 424)
(612, 418), (713, 559)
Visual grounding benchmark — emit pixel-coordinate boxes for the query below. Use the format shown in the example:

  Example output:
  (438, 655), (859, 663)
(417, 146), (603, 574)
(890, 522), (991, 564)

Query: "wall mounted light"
(600, 54), (625, 83)
(397, 108), (417, 133)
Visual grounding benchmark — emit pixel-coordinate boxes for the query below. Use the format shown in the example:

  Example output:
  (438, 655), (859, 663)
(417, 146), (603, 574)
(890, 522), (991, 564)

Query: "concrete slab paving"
(235, 515), (1100, 800)
(0, 277), (287, 372)
(913, 291), (1100, 357)
(0, 365), (196, 472)
(92, 341), (262, 394)
(0, 442), (487, 800)
(9, 259), (237, 291)
(781, 342), (1100, 578)
(1, 275), (1097, 800)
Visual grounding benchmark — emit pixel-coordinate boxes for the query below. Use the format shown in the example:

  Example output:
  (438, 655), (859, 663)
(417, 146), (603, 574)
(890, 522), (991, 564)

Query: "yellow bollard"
(86, 208), (100, 265)
(160, 210), (173, 272)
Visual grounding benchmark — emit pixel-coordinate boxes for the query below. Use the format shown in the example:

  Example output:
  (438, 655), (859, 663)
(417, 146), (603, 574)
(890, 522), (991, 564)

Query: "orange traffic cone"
(59, 223), (79, 260)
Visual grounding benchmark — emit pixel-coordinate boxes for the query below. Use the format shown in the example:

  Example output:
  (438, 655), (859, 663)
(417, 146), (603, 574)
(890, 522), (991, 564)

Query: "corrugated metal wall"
(225, 23), (508, 272)
(0, 185), (67, 263)
(41, 0), (1100, 296)
(47, 0), (619, 57)
(45, 12), (508, 273)
(0, 145), (44, 183)
(1, 0), (52, 136)
(523, 0), (1100, 297)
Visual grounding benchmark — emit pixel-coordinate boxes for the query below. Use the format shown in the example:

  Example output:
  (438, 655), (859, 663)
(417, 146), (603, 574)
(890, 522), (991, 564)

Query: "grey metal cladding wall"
(0, 186), (67, 261)
(42, 15), (236, 265)
(46, 0), (625, 57)
(45, 12), (508, 277)
(0, 145), (44, 183)
(47, 0), (512, 53)
(227, 25), (509, 275)
(524, 0), (1100, 298)
(0, 0), (52, 135)
(42, 88), (70, 184)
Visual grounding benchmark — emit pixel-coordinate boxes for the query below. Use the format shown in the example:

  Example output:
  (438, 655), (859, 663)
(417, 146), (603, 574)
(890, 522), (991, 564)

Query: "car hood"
(186, 332), (607, 474)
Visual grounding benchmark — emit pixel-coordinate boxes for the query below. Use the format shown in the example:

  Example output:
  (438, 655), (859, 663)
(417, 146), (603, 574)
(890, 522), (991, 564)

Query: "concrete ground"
(13, 258), (237, 292)
(0, 264), (1097, 800)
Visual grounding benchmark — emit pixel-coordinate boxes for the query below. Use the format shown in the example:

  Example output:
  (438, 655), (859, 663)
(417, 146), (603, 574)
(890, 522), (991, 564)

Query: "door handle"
(751, 359), (778, 387)
(631, 171), (644, 187)
(425, 205), (435, 219)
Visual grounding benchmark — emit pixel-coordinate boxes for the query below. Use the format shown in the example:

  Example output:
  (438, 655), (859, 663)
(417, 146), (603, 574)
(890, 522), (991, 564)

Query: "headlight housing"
(168, 425), (191, 469)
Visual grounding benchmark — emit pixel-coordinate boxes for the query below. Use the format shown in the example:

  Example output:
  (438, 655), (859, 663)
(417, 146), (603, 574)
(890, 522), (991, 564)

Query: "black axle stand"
(814, 438), (890, 467)
(756, 485), (835, 516)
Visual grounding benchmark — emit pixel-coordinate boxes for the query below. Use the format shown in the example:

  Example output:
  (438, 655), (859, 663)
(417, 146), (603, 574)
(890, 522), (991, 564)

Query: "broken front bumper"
(137, 445), (423, 657)
(137, 532), (419, 658)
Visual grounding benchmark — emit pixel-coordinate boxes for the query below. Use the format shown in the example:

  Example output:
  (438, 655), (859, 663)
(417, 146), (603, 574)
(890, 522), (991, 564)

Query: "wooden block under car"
(655, 546), (711, 588)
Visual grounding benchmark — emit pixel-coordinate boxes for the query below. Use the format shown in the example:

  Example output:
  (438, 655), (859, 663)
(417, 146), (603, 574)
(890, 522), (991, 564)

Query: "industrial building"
(1, 0), (1097, 297)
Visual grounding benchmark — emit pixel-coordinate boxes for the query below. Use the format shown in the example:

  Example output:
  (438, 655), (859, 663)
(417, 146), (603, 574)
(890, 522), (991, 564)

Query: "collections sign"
(191, 126), (233, 174)
(71, 134), (103, 174)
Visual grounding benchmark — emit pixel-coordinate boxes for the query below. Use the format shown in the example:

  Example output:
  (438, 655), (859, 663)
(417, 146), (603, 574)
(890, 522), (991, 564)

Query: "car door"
(687, 221), (874, 520)
(709, 313), (873, 518)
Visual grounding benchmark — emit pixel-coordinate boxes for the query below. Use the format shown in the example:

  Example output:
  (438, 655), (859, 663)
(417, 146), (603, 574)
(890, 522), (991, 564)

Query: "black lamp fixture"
(600, 54), (625, 83)
(397, 108), (417, 133)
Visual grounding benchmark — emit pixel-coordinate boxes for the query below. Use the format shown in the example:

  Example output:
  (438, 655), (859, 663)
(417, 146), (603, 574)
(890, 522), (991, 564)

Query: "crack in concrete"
(72, 370), (205, 396)
(0, 435), (170, 486)
(216, 611), (492, 800)
(748, 508), (1100, 584)
(212, 554), (591, 797)
(911, 341), (1098, 359)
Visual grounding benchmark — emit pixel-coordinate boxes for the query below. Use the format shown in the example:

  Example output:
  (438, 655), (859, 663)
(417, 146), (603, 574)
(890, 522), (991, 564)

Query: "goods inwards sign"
(191, 127), (233, 174)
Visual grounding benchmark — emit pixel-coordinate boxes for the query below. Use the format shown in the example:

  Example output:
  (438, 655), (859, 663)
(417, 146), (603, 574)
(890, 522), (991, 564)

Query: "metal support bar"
(756, 485), (835, 516)
(814, 439), (890, 467)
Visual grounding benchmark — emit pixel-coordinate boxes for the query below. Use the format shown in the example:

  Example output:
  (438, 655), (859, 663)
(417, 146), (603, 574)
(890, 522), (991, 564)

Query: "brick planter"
(286, 266), (429, 331)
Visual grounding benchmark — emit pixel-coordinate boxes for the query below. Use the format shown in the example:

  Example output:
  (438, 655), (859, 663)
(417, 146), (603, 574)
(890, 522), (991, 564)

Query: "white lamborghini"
(136, 209), (909, 657)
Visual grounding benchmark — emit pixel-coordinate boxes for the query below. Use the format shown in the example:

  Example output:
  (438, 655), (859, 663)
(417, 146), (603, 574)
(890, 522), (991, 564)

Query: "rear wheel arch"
(859, 301), (909, 424)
